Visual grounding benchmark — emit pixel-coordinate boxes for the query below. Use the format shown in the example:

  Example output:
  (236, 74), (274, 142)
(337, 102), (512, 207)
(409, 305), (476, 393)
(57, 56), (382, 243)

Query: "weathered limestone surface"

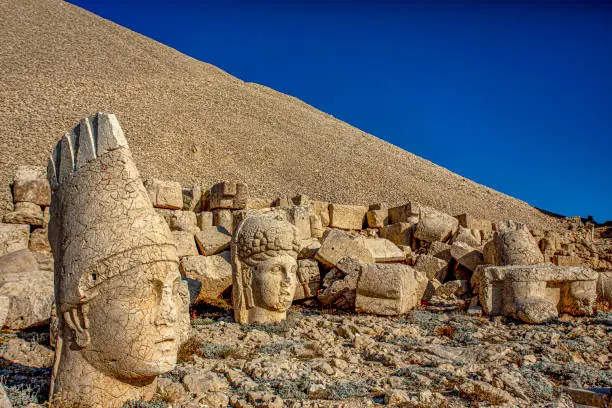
(309, 214), (324, 238)
(12, 165), (51, 206)
(428, 241), (452, 262)
(144, 178), (183, 209)
(3, 201), (44, 226)
(315, 229), (373, 267)
(455, 213), (492, 234)
(232, 214), (300, 324)
(47, 113), (190, 408)
(180, 253), (232, 301)
(451, 243), (484, 272)
(294, 259), (321, 300)
(311, 201), (330, 227)
(28, 228), (50, 252)
(414, 207), (459, 243)
(554, 254), (582, 267)
(366, 209), (388, 229)
(209, 181), (248, 210)
(597, 271), (612, 302)
(472, 265), (598, 324)
(380, 222), (414, 247)
(0, 223), (29, 257)
(414, 254), (449, 282)
(388, 202), (421, 224)
(360, 237), (405, 262)
(355, 263), (427, 315)
(195, 226), (231, 256)
(452, 226), (482, 247)
(172, 231), (199, 258)
(487, 224), (544, 266)
(0, 249), (54, 330)
(157, 209), (199, 234)
(197, 211), (214, 229)
(213, 209), (233, 233)
(181, 185), (202, 212)
(318, 265), (359, 309)
(329, 204), (367, 230)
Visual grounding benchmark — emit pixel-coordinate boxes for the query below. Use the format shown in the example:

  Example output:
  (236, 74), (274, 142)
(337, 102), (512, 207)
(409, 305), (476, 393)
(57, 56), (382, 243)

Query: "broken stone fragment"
(488, 223), (544, 266)
(318, 268), (359, 309)
(180, 253), (232, 301)
(12, 165), (51, 206)
(450, 243), (484, 272)
(208, 181), (248, 210)
(554, 254), (582, 266)
(366, 209), (388, 228)
(310, 214), (324, 238)
(294, 259), (321, 300)
(298, 237), (321, 259)
(195, 226), (231, 255)
(380, 222), (414, 247)
(360, 237), (405, 262)
(451, 226), (482, 247)
(455, 213), (492, 235)
(213, 209), (233, 233)
(329, 203), (367, 230)
(414, 254), (449, 282)
(413, 207), (458, 243)
(311, 200), (330, 227)
(0, 223), (29, 257)
(388, 201), (422, 224)
(144, 178), (183, 209)
(315, 229), (373, 267)
(435, 280), (469, 300)
(597, 271), (612, 303)
(197, 211), (214, 229)
(428, 241), (452, 262)
(172, 230), (199, 258)
(181, 185), (202, 212)
(2, 201), (44, 227)
(29, 228), (50, 252)
(355, 263), (427, 315)
(156, 208), (199, 234)
(246, 197), (275, 209)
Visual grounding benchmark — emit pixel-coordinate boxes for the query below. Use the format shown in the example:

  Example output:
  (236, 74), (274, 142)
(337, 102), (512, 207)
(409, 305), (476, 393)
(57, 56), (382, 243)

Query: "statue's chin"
(88, 353), (177, 380)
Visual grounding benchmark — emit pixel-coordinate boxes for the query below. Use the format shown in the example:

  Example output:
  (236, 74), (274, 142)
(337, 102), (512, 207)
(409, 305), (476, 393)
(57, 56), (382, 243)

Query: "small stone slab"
(180, 252), (232, 301)
(195, 226), (231, 256)
(329, 204), (367, 230)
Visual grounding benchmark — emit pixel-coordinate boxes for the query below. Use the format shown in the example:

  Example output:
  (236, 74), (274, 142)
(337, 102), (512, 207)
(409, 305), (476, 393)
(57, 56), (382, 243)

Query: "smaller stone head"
(232, 214), (300, 324)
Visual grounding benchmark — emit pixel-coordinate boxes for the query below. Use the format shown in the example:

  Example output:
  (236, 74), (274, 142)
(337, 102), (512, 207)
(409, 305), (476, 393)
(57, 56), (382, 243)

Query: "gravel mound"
(0, 0), (561, 230)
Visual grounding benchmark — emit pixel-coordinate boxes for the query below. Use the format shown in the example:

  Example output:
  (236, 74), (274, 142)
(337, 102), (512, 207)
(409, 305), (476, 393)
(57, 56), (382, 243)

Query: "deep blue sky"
(70, 0), (612, 222)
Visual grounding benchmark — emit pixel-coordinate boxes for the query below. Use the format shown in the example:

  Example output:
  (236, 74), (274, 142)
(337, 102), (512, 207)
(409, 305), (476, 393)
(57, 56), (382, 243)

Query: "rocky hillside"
(0, 0), (561, 230)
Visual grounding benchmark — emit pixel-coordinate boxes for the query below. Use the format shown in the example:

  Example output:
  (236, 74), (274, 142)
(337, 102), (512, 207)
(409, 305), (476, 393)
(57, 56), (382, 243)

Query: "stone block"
(414, 254), (449, 281)
(172, 231), (198, 258)
(247, 197), (275, 209)
(180, 252), (232, 301)
(213, 209), (233, 233)
(315, 229), (373, 267)
(554, 255), (582, 267)
(380, 222), (414, 247)
(355, 263), (427, 315)
(298, 238), (321, 259)
(208, 181), (248, 210)
(292, 194), (311, 206)
(472, 265), (598, 323)
(414, 207), (458, 243)
(29, 228), (50, 252)
(289, 205), (311, 240)
(366, 209), (388, 228)
(311, 201), (330, 227)
(0, 223), (29, 257)
(597, 271), (612, 302)
(450, 243), (484, 272)
(329, 204), (367, 230)
(310, 215), (324, 238)
(435, 280), (469, 300)
(455, 214), (492, 234)
(2, 202), (44, 226)
(181, 185), (202, 212)
(318, 267), (359, 309)
(197, 211), (214, 229)
(488, 225), (544, 266)
(195, 226), (231, 256)
(428, 241), (452, 262)
(294, 259), (321, 300)
(12, 165), (51, 206)
(156, 209), (199, 234)
(388, 201), (422, 224)
(368, 202), (388, 211)
(360, 237), (405, 262)
(451, 226), (481, 247)
(0, 249), (54, 329)
(144, 178), (183, 209)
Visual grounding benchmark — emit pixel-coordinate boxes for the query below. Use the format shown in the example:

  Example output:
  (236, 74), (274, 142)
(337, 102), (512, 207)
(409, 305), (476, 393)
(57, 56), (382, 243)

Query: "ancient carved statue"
(232, 214), (300, 324)
(47, 113), (190, 407)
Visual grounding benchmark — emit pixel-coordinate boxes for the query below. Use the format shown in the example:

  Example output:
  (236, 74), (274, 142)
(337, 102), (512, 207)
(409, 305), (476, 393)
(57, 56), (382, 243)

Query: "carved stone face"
(81, 261), (189, 380)
(251, 253), (298, 312)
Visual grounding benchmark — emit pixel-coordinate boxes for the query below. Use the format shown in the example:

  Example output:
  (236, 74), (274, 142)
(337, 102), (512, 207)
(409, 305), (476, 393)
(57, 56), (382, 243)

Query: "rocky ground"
(2, 304), (610, 408)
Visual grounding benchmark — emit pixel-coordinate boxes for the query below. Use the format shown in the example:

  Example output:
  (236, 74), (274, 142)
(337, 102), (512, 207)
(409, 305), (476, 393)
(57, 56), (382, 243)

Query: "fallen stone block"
(450, 243), (484, 272)
(435, 280), (469, 300)
(355, 263), (427, 315)
(208, 181), (248, 210)
(455, 213), (492, 235)
(172, 230), (198, 258)
(197, 211), (214, 229)
(310, 214), (324, 238)
(213, 209), (234, 233)
(288, 205), (311, 240)
(144, 178), (183, 209)
(181, 185), (202, 212)
(451, 226), (482, 247)
(360, 237), (405, 262)
(414, 207), (458, 243)
(0, 223), (29, 257)
(388, 201), (422, 224)
(428, 241), (452, 262)
(414, 254), (449, 281)
(195, 226), (231, 255)
(422, 279), (442, 302)
(472, 265), (598, 324)
(0, 249), (54, 330)
(329, 204), (367, 230)
(180, 252), (232, 301)
(294, 259), (321, 300)
(366, 209), (388, 229)
(3, 202), (44, 226)
(29, 228), (50, 252)
(156, 209), (199, 234)
(318, 267), (359, 309)
(315, 229), (373, 267)
(12, 165), (51, 206)
(380, 222), (414, 247)
(247, 197), (275, 209)
(487, 224), (544, 266)
(298, 237), (321, 259)
(554, 254), (582, 267)
(597, 271), (612, 303)
(311, 201), (330, 227)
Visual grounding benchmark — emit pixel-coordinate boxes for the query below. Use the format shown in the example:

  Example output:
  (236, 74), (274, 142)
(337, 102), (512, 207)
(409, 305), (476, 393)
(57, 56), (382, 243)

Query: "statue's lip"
(155, 335), (176, 343)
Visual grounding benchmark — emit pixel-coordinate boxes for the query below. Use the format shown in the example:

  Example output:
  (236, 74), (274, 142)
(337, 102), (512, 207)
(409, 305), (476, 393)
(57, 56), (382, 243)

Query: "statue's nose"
(155, 284), (177, 326)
